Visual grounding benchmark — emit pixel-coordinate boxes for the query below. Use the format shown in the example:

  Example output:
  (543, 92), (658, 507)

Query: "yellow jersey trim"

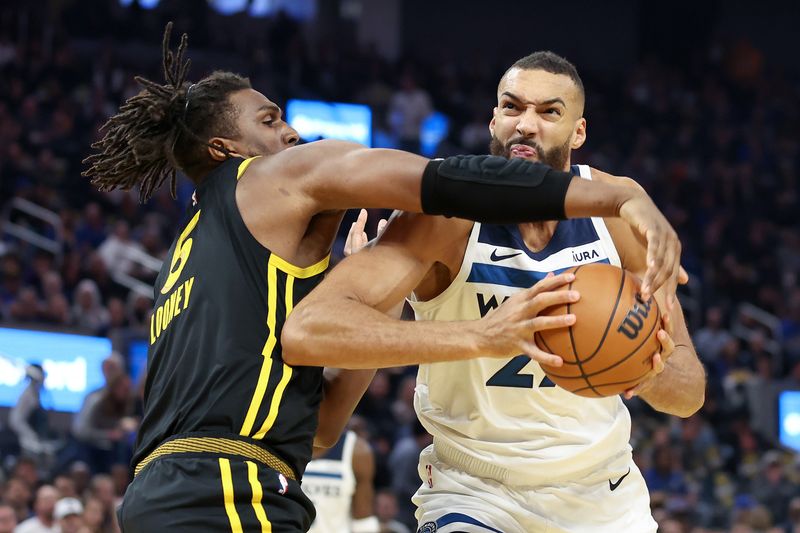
(246, 461), (272, 533)
(236, 156), (261, 180)
(268, 253), (330, 279)
(219, 458), (243, 533)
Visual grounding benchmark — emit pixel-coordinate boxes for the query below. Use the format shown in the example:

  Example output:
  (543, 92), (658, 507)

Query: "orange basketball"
(534, 263), (661, 398)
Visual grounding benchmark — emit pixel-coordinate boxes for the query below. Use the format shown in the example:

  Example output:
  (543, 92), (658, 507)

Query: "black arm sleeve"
(420, 155), (575, 223)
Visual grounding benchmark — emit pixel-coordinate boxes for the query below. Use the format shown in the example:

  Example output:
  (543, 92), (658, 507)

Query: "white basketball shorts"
(413, 445), (657, 533)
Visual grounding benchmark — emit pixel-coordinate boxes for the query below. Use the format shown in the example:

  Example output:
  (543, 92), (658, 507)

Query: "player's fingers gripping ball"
(534, 263), (661, 397)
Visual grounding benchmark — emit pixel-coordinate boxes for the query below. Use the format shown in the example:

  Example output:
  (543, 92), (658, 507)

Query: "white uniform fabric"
(303, 431), (357, 533)
(408, 165), (656, 532)
(414, 445), (654, 533)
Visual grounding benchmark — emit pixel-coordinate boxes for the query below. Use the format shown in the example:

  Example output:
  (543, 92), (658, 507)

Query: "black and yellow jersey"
(133, 156), (328, 479)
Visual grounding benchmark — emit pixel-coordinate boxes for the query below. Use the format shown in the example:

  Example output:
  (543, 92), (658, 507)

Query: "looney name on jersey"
(150, 276), (195, 344)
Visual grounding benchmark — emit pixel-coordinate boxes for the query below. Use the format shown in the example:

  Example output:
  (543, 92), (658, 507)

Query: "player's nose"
(515, 108), (539, 138)
(283, 126), (299, 146)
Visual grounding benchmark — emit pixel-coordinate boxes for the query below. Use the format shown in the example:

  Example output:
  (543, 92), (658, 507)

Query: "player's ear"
(489, 111), (497, 137)
(207, 137), (243, 161)
(571, 118), (586, 150)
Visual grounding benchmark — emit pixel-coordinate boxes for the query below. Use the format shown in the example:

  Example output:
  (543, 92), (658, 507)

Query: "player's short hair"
(505, 51), (585, 109)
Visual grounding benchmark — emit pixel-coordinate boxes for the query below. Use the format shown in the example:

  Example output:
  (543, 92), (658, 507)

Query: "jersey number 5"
(161, 210), (201, 295)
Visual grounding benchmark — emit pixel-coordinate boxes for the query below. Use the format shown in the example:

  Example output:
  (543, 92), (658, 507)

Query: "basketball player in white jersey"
(303, 428), (379, 533)
(287, 51), (706, 532)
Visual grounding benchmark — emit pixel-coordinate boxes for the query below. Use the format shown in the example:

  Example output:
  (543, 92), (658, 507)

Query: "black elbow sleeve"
(421, 155), (574, 223)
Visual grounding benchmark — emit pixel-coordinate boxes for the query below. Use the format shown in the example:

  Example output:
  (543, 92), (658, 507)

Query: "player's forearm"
(563, 177), (639, 219)
(317, 146), (639, 223)
(314, 369), (375, 448)
(638, 348), (706, 417)
(283, 299), (485, 369)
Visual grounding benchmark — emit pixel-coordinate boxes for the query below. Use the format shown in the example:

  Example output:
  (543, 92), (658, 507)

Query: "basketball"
(535, 263), (661, 398)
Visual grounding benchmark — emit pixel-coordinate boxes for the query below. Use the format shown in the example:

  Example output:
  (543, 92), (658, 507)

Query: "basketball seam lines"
(571, 368), (652, 393)
(547, 286), (660, 381)
(566, 265), (601, 397)
(576, 266), (628, 366)
(576, 303), (661, 381)
(536, 330), (556, 356)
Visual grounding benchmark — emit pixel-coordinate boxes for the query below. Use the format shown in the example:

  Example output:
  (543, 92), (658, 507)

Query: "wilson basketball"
(534, 263), (661, 397)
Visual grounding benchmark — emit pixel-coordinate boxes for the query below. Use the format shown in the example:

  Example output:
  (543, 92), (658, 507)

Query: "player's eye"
(503, 102), (517, 110)
(545, 108), (561, 116)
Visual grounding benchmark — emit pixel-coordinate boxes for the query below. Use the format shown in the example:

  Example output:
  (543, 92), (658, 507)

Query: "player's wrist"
(617, 189), (649, 219)
(466, 319), (498, 359)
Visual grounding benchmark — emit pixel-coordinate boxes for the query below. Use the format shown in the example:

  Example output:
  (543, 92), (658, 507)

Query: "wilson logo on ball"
(616, 296), (653, 340)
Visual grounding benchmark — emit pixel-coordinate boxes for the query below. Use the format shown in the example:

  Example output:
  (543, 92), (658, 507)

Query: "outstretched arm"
(261, 140), (682, 299)
(282, 212), (578, 369)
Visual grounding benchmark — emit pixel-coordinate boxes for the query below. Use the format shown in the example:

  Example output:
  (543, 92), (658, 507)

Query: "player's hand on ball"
(344, 209), (388, 256)
(480, 272), (578, 367)
(622, 317), (675, 399)
(618, 192), (687, 311)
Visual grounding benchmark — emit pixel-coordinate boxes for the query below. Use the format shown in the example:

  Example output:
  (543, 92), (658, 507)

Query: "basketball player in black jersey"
(83, 25), (685, 532)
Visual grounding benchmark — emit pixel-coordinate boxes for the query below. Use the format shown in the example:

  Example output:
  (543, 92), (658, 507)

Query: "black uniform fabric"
(122, 156), (326, 531)
(119, 454), (314, 532)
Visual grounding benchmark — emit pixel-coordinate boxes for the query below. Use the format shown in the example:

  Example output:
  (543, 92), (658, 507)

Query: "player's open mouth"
(509, 144), (537, 159)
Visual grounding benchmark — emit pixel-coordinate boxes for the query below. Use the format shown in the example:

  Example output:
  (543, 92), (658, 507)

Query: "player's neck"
(517, 220), (559, 252)
(517, 156), (570, 252)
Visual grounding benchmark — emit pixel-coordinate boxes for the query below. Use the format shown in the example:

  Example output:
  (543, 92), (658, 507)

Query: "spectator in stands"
(645, 445), (688, 495)
(14, 484), (58, 533)
(0, 503), (18, 533)
(11, 458), (40, 494)
(8, 364), (51, 458)
(390, 374), (417, 435)
(71, 374), (134, 474)
(53, 498), (84, 533)
(7, 287), (40, 323)
(67, 463), (91, 500)
(72, 279), (109, 335)
(694, 307), (734, 363)
(74, 204), (107, 252)
(108, 464), (129, 502)
(52, 475), (77, 499)
(785, 497), (800, 533)
(388, 420), (432, 531)
(388, 70), (432, 154)
(80, 498), (105, 533)
(357, 371), (396, 445)
(87, 475), (117, 531)
(752, 451), (797, 526)
(97, 221), (143, 279)
(1, 477), (31, 523)
(39, 272), (63, 303)
(40, 293), (71, 326)
(374, 489), (411, 533)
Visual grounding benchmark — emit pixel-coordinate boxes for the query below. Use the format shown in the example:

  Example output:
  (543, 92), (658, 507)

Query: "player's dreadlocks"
(83, 22), (251, 202)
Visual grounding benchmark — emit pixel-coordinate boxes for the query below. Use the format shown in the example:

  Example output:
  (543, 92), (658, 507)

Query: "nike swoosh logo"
(609, 467), (631, 491)
(490, 249), (522, 262)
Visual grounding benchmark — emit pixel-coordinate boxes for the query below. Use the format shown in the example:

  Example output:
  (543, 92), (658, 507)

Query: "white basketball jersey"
(303, 431), (357, 533)
(410, 165), (633, 487)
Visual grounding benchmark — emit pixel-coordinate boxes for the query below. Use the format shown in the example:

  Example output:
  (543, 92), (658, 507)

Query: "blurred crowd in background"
(0, 2), (799, 532)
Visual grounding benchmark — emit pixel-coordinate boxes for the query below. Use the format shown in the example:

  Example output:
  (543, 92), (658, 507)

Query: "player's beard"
(489, 135), (572, 171)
